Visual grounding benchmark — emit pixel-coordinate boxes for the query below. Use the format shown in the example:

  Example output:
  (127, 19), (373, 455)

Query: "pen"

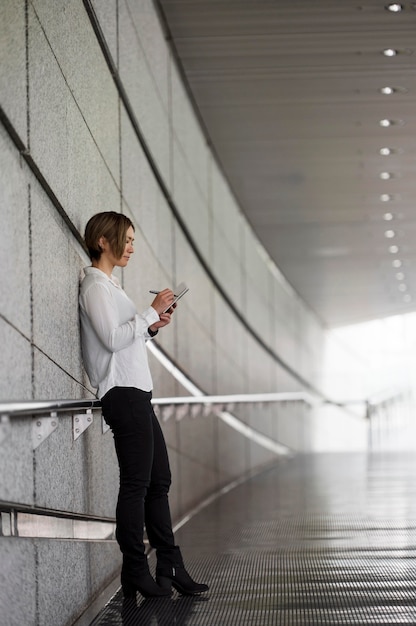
(150, 290), (179, 298)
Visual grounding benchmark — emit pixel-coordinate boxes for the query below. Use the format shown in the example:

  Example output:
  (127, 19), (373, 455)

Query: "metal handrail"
(0, 394), (303, 457)
(151, 391), (320, 407)
(0, 387), (407, 419)
(0, 391), (319, 419)
(0, 398), (101, 417)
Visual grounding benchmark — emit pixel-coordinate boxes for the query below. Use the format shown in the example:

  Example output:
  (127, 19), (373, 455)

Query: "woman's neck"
(92, 257), (114, 277)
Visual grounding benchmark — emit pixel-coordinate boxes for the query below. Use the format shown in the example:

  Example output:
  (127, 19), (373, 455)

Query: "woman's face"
(100, 225), (135, 268)
(119, 226), (135, 267)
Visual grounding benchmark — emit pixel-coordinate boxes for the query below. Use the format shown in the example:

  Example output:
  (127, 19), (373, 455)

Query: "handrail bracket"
(32, 413), (59, 450)
(73, 409), (93, 441)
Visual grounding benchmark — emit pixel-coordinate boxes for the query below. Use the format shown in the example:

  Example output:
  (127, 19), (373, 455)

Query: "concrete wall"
(0, 1), (365, 624)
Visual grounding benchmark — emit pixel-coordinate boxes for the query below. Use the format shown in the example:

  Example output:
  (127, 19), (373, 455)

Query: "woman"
(79, 211), (208, 599)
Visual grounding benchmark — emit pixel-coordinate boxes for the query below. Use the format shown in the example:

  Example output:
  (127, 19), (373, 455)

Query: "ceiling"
(157, 0), (416, 327)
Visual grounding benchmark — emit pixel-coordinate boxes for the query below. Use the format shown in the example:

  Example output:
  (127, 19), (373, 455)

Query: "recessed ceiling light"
(392, 259), (402, 267)
(383, 48), (398, 57)
(396, 272), (405, 280)
(380, 118), (404, 128)
(385, 230), (396, 238)
(389, 245), (399, 253)
(380, 194), (392, 201)
(380, 147), (393, 155)
(380, 172), (393, 179)
(380, 87), (395, 95)
(398, 283), (407, 292)
(386, 3), (403, 11)
(383, 212), (394, 220)
(403, 294), (412, 303)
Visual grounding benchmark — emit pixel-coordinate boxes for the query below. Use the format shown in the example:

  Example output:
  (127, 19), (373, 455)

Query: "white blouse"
(79, 267), (160, 398)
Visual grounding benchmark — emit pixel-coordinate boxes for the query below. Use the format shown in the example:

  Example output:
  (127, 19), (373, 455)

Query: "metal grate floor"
(90, 453), (416, 625)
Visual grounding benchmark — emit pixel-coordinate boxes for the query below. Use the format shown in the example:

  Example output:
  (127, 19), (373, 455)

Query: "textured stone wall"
(0, 1), (364, 624)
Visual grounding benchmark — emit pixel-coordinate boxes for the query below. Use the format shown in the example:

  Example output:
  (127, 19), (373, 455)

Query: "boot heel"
(121, 572), (172, 598)
(156, 566), (209, 595)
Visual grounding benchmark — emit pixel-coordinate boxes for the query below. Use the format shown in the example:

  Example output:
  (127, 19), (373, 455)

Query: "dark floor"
(90, 452), (416, 625)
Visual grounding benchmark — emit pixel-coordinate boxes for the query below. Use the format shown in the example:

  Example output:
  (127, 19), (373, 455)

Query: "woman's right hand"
(151, 289), (175, 315)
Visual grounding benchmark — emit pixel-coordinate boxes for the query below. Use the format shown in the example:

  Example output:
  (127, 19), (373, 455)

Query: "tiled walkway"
(90, 452), (416, 625)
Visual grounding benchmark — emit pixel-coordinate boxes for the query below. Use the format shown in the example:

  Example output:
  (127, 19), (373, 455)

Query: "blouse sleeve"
(80, 281), (159, 353)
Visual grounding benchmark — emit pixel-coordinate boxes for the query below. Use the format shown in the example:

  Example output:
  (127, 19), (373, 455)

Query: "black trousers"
(101, 386), (179, 574)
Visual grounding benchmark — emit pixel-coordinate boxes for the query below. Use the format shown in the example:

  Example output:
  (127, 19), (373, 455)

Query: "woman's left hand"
(149, 304), (176, 331)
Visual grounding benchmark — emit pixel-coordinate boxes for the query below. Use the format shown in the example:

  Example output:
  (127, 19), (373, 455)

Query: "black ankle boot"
(121, 571), (172, 599)
(156, 565), (209, 595)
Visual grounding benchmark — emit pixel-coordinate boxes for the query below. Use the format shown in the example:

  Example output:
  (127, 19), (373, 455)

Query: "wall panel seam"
(0, 312), (31, 346)
(28, 0), (120, 191)
(0, 105), (86, 254)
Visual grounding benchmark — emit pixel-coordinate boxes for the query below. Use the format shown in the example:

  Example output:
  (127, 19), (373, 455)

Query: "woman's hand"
(149, 311), (173, 332)
(149, 303), (176, 331)
(150, 289), (177, 332)
(151, 288), (175, 315)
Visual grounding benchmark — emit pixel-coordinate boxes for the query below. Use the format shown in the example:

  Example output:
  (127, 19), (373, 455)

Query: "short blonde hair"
(84, 212), (134, 260)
